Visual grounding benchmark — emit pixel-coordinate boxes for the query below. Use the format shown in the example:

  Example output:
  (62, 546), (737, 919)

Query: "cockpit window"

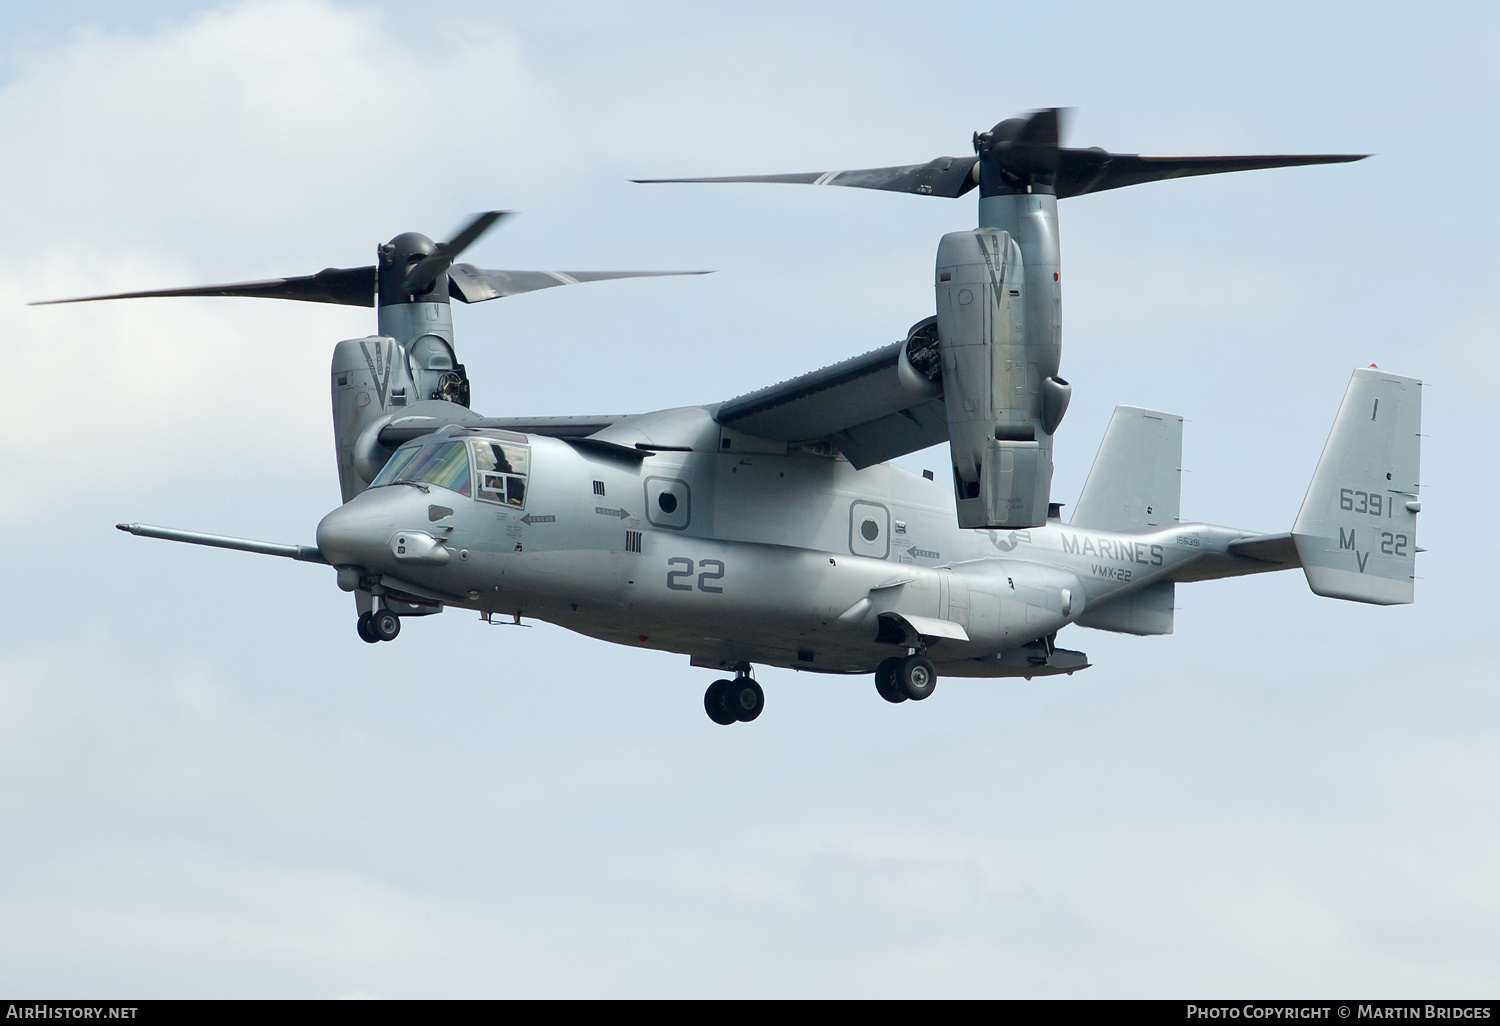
(370, 444), (420, 487)
(371, 436), (527, 501)
(471, 440), (529, 508)
(380, 440), (472, 496)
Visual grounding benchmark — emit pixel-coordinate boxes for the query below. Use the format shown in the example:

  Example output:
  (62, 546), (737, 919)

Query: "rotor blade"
(30, 265), (376, 307)
(634, 156), (980, 198)
(404, 210), (510, 295)
(1055, 150), (1369, 198)
(1012, 107), (1063, 151)
(447, 266), (711, 304)
(443, 210), (509, 254)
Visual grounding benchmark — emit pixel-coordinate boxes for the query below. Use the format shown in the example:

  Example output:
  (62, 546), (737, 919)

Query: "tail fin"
(1291, 367), (1421, 605)
(1070, 406), (1183, 531)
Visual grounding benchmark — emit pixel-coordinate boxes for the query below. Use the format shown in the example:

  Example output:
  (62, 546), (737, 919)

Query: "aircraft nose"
(315, 503), (374, 568)
(315, 487), (415, 567)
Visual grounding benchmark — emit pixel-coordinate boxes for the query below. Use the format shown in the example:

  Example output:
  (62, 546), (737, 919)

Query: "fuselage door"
(849, 501), (890, 559)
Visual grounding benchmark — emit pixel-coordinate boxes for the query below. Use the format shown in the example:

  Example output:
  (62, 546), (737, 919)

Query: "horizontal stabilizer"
(1071, 406), (1183, 531)
(1166, 530), (1303, 585)
(1227, 532), (1300, 566)
(1291, 368), (1421, 605)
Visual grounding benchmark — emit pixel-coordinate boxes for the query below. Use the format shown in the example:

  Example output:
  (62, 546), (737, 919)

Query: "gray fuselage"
(315, 405), (1240, 677)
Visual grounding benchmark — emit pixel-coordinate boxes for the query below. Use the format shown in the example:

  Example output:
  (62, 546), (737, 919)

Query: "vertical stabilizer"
(1292, 368), (1421, 605)
(1070, 406), (1183, 531)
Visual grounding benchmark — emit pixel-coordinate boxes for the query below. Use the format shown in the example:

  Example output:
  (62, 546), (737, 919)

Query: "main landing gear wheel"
(371, 608), (401, 642)
(896, 654), (937, 701)
(728, 678), (764, 722)
(704, 679), (738, 725)
(356, 611), (379, 644)
(875, 657), (907, 703)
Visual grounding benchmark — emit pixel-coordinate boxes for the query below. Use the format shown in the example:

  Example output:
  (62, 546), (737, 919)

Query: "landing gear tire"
(372, 608), (401, 642)
(896, 654), (937, 701)
(704, 679), (738, 725)
(874, 657), (908, 703)
(356, 611), (379, 644)
(728, 678), (764, 722)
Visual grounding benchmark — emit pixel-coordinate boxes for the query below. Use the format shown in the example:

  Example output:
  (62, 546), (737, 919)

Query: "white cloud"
(2, 639), (1497, 996)
(0, 0), (560, 517)
(0, 0), (555, 253)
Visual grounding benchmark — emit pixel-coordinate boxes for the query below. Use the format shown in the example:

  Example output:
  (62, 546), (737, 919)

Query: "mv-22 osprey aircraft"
(43, 110), (1421, 724)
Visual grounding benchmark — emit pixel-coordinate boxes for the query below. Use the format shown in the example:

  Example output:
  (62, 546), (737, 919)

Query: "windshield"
(372, 440), (471, 496)
(370, 444), (421, 487)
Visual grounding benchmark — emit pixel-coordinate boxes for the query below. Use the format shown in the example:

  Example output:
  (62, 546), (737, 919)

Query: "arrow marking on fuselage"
(520, 514), (556, 525)
(595, 507), (631, 520)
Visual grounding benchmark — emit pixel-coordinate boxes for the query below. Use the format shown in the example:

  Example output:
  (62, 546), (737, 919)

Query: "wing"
(371, 324), (950, 469)
(376, 414), (626, 447)
(469, 415), (625, 437)
(715, 335), (947, 469)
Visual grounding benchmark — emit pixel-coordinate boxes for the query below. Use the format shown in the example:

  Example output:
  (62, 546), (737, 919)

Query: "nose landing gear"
(705, 673), (763, 725)
(875, 653), (937, 703)
(356, 607), (401, 643)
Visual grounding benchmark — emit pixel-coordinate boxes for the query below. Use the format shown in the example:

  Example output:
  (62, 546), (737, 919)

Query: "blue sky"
(0, 0), (1496, 997)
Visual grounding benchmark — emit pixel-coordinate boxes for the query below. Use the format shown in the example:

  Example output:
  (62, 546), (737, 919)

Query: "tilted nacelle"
(933, 227), (1071, 529)
(330, 305), (472, 503)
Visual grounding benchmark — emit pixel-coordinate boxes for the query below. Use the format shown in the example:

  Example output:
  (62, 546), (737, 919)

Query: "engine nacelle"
(896, 316), (942, 397)
(331, 325), (475, 502)
(935, 229), (1069, 529)
(331, 336), (416, 503)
